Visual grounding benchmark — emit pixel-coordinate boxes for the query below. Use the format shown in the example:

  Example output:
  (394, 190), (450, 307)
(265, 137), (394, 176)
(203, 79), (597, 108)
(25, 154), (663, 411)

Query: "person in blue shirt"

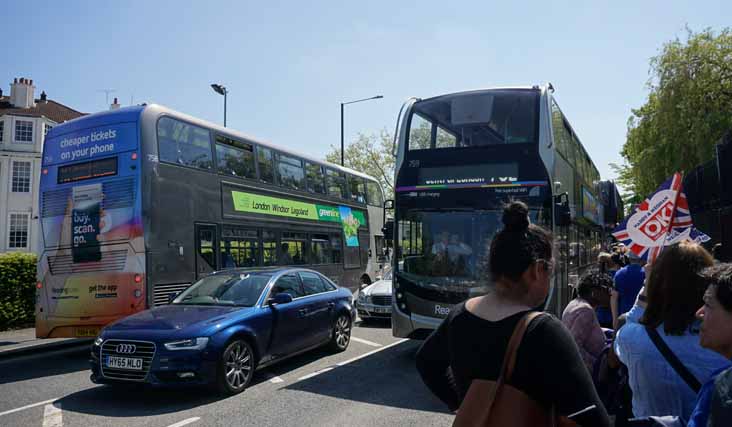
(611, 251), (646, 330)
(687, 263), (732, 427)
(614, 242), (729, 420)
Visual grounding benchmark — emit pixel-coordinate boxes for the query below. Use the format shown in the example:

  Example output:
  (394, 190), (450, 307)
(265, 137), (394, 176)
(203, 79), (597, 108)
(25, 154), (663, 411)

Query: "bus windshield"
(396, 209), (541, 291)
(408, 90), (539, 149)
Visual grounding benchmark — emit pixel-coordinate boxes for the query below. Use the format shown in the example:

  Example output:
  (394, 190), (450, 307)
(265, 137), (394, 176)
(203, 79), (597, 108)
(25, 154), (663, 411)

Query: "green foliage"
(618, 27), (732, 198)
(0, 252), (38, 330)
(325, 129), (395, 197)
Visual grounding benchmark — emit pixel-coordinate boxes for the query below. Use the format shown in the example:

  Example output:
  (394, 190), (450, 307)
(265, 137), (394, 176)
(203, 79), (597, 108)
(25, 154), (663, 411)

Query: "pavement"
(0, 328), (91, 359)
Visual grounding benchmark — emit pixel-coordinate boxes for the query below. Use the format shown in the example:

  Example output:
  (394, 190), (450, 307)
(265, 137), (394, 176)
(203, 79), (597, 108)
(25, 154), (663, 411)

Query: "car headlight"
(93, 336), (104, 347)
(164, 337), (209, 351)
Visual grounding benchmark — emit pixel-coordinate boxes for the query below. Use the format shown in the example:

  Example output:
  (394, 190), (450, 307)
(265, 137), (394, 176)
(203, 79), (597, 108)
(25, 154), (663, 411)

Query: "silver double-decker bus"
(390, 85), (607, 338)
(36, 104), (387, 338)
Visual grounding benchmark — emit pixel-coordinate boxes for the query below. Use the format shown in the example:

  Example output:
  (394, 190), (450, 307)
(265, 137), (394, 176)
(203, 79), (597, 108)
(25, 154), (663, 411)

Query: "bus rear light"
(42, 169), (48, 175)
(134, 274), (142, 283)
(36, 282), (43, 289)
(131, 152), (138, 160)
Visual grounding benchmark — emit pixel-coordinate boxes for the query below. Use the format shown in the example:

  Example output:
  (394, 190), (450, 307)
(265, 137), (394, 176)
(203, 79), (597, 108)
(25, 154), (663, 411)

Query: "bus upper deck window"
(157, 117), (213, 170)
(257, 147), (275, 184)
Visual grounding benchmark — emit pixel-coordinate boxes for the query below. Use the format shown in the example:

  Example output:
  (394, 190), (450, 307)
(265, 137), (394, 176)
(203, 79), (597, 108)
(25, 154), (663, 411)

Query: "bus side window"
(257, 146), (275, 184)
(157, 117), (213, 170)
(348, 175), (366, 204)
(306, 162), (326, 194)
(326, 169), (347, 199)
(366, 181), (383, 207)
(331, 235), (343, 264)
(262, 230), (278, 266)
(311, 234), (332, 264)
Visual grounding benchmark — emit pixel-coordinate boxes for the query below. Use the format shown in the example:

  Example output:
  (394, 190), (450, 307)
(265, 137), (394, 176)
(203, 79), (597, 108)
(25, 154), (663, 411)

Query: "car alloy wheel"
(218, 339), (254, 394)
(329, 314), (351, 352)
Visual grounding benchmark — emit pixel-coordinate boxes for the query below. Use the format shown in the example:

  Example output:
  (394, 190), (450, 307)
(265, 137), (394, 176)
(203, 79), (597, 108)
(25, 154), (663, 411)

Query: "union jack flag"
(612, 172), (710, 263)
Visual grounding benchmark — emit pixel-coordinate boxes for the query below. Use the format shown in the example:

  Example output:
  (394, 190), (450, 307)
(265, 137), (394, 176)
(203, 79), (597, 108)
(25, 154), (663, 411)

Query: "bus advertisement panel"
(36, 113), (144, 338)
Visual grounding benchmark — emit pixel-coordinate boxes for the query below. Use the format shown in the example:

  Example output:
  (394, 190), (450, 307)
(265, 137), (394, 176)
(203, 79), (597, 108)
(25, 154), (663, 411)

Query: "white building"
(0, 77), (84, 254)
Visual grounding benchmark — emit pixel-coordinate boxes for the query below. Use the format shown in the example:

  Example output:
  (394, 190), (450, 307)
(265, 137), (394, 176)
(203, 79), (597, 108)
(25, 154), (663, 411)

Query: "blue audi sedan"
(90, 268), (355, 394)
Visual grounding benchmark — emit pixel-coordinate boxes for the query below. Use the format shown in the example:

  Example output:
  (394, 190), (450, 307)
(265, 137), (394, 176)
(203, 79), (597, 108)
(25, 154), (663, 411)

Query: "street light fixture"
(341, 95), (383, 166)
(211, 83), (228, 127)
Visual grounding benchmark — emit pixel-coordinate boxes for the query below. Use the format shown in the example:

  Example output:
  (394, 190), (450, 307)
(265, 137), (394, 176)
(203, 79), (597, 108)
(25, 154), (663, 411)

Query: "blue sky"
(3, 1), (730, 181)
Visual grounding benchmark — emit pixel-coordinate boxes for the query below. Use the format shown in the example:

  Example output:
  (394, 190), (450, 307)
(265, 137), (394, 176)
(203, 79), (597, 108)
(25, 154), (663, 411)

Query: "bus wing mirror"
(554, 193), (571, 227)
(382, 220), (394, 242)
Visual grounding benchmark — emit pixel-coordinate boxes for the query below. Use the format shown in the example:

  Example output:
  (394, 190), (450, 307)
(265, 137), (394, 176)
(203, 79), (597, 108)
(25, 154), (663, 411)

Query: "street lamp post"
(211, 83), (228, 127)
(340, 95), (383, 166)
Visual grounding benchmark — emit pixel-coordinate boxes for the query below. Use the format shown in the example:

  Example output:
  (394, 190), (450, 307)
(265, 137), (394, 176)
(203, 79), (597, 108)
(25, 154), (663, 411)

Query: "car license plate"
(373, 306), (390, 314)
(106, 356), (143, 370)
(75, 327), (99, 337)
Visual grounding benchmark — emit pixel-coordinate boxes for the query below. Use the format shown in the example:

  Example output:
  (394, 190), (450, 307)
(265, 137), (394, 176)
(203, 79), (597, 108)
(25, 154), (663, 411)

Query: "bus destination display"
(417, 163), (519, 186)
(58, 157), (118, 184)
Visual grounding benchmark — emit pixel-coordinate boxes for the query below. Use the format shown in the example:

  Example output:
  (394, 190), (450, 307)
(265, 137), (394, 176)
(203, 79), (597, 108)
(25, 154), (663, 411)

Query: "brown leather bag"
(452, 312), (579, 427)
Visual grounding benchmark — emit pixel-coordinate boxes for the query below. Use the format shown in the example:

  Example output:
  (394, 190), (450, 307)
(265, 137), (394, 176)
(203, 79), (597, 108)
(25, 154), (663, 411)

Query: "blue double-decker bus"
(36, 105), (386, 338)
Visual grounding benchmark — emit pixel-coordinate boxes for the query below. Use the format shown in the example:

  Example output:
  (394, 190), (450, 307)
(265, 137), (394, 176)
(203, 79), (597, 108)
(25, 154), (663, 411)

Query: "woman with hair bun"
(416, 201), (610, 426)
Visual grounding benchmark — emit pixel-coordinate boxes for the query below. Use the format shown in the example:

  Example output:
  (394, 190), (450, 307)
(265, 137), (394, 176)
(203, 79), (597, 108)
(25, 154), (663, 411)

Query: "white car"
(355, 270), (392, 320)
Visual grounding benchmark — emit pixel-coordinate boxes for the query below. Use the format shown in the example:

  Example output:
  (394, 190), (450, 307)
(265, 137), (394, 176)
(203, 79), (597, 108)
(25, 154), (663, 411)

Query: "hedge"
(0, 252), (37, 330)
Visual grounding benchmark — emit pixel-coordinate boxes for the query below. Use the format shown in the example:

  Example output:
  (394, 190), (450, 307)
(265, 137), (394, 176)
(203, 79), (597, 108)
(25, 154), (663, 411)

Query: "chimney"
(110, 97), (121, 110)
(9, 77), (35, 108)
(40, 91), (47, 102)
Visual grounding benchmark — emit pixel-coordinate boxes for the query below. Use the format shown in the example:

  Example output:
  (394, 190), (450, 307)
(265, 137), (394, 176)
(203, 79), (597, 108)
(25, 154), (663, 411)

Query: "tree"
(616, 27), (732, 199)
(325, 129), (395, 197)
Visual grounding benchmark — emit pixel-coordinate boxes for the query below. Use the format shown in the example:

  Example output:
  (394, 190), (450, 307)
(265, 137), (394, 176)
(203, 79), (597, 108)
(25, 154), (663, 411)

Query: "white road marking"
(0, 398), (58, 417)
(293, 338), (409, 383)
(165, 417), (200, 427)
(263, 372), (284, 383)
(350, 336), (382, 347)
(42, 402), (62, 427)
(336, 339), (408, 366)
(297, 367), (334, 381)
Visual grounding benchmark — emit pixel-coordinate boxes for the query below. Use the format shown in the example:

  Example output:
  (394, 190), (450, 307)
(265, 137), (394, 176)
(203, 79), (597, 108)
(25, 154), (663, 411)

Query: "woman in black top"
(416, 202), (610, 426)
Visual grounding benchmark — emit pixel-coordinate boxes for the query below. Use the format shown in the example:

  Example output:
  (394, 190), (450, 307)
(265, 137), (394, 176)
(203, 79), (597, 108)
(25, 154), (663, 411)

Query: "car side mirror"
(167, 292), (180, 304)
(268, 293), (293, 306)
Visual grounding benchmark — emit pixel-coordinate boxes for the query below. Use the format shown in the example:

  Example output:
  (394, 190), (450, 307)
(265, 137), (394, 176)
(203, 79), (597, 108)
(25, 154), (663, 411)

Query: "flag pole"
(656, 171), (685, 262)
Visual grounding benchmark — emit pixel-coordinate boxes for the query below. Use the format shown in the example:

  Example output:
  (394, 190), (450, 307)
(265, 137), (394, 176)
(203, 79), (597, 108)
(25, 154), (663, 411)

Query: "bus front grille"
(100, 339), (155, 381)
(153, 283), (191, 306)
(48, 250), (128, 274)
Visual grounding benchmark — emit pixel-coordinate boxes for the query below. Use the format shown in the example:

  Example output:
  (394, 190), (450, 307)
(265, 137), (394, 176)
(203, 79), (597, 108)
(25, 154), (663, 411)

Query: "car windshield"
(173, 273), (271, 307)
(396, 209), (541, 293)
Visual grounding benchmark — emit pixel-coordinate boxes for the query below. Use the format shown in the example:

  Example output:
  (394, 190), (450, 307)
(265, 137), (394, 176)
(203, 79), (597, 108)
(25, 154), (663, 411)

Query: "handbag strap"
(501, 311), (544, 382)
(644, 326), (701, 393)
(479, 311), (544, 421)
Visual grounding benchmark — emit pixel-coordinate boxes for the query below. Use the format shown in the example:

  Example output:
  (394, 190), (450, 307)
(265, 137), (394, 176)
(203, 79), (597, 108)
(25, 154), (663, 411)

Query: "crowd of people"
(415, 201), (732, 427)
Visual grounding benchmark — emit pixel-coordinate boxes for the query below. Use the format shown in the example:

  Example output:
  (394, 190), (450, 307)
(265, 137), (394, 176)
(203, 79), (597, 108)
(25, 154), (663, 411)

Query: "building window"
(44, 123), (53, 137)
(14, 120), (33, 143)
(0, 120), (4, 142)
(8, 213), (30, 249)
(11, 161), (31, 192)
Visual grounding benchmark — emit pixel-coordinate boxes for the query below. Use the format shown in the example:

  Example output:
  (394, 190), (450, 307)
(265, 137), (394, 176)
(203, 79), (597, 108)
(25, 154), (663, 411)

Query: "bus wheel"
(217, 339), (254, 395)
(328, 314), (352, 352)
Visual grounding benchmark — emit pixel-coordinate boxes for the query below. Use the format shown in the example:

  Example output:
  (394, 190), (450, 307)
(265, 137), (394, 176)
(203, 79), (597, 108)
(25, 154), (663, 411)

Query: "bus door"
(195, 223), (219, 279)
